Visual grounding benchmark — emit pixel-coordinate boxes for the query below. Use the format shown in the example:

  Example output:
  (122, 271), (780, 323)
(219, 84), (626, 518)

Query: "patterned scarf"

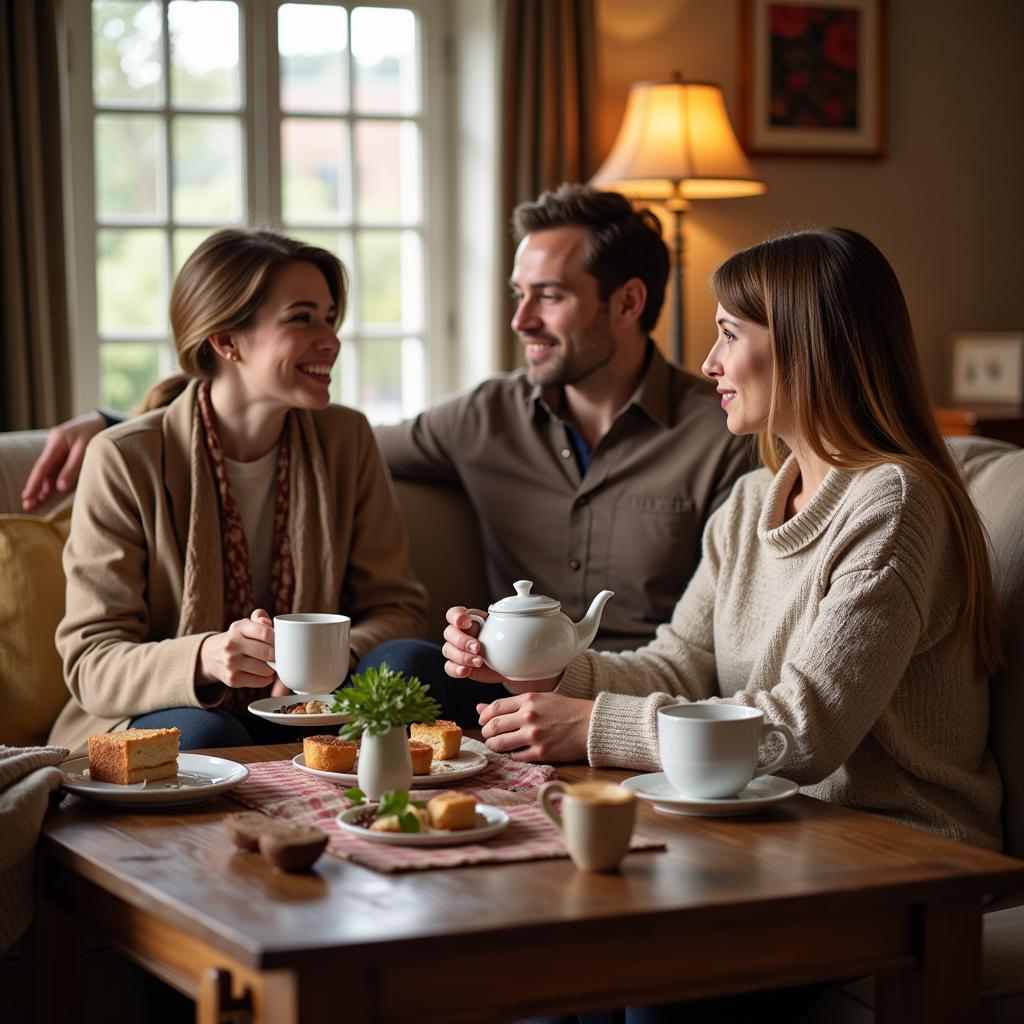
(196, 379), (295, 627)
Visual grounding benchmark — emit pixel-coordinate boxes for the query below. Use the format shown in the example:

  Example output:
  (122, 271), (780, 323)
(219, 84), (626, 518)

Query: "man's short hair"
(512, 183), (670, 333)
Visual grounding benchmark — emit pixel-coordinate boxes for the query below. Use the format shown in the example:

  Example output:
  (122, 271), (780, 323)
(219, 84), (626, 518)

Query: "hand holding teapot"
(444, 580), (614, 685)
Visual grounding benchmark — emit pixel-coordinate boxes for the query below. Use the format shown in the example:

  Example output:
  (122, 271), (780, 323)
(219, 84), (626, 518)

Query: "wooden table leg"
(875, 897), (982, 1024)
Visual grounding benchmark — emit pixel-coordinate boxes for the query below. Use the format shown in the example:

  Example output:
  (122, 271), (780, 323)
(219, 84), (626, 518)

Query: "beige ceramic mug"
(539, 780), (637, 872)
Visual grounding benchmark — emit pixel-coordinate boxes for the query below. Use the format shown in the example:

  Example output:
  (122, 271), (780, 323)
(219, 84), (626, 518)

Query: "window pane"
(356, 229), (421, 329)
(282, 118), (351, 224)
(172, 227), (218, 275)
(100, 341), (163, 412)
(351, 7), (418, 114)
(169, 1), (241, 109)
(355, 120), (420, 224)
(95, 114), (164, 220)
(172, 116), (244, 222)
(92, 0), (164, 107)
(359, 339), (403, 424)
(97, 229), (166, 335)
(279, 4), (348, 113)
(400, 336), (424, 418)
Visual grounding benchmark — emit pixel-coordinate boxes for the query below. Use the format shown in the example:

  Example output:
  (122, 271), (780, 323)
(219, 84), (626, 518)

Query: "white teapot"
(468, 580), (614, 681)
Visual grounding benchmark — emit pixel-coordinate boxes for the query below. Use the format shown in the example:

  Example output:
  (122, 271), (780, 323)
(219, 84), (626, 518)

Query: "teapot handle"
(467, 613), (487, 633)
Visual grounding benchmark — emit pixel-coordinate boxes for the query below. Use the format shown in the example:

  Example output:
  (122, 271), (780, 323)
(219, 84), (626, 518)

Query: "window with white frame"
(65, 0), (446, 424)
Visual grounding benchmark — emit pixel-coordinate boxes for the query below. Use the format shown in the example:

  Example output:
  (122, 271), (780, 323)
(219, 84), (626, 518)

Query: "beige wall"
(594, 0), (1024, 400)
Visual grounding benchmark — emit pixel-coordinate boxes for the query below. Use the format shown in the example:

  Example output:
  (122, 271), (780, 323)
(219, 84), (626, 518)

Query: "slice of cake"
(88, 727), (180, 785)
(410, 720), (462, 760)
(303, 735), (357, 773)
(408, 740), (433, 774)
(426, 791), (477, 831)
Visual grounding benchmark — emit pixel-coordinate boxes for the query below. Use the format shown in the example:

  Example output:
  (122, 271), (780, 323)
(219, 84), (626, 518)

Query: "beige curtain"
(0, 0), (70, 430)
(499, 0), (598, 369)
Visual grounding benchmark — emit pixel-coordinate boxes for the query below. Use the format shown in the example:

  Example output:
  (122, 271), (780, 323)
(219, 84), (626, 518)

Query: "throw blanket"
(0, 745), (68, 951)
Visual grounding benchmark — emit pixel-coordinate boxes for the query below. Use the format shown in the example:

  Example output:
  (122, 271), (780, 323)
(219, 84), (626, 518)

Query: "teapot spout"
(573, 590), (614, 653)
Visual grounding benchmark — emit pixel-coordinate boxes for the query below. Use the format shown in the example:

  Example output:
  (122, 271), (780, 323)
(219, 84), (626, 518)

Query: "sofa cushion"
(949, 437), (1024, 858)
(0, 508), (71, 746)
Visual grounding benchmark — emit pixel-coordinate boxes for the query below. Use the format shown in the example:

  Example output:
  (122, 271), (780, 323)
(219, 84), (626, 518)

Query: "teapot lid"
(488, 580), (561, 614)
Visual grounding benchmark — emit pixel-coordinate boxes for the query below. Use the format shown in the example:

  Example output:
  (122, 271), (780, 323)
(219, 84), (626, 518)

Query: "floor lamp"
(591, 73), (765, 365)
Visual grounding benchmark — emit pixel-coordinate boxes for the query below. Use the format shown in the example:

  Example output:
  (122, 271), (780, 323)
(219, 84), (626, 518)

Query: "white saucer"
(336, 803), (508, 846)
(59, 753), (249, 807)
(292, 743), (489, 788)
(621, 772), (799, 817)
(247, 694), (350, 726)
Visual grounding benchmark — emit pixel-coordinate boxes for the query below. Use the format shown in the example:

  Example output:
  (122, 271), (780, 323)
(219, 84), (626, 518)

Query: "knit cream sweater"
(558, 456), (1002, 850)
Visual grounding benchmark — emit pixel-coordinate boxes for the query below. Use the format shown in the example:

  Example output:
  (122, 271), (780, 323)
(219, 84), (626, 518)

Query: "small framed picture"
(739, 0), (886, 157)
(950, 333), (1024, 405)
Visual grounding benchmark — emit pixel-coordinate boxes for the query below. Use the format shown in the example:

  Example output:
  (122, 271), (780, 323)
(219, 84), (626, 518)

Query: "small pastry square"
(303, 735), (357, 773)
(426, 790), (477, 831)
(410, 720), (462, 760)
(408, 740), (433, 774)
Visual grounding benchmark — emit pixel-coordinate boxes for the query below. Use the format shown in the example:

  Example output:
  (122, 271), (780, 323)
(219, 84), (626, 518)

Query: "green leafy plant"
(346, 787), (427, 833)
(330, 662), (440, 741)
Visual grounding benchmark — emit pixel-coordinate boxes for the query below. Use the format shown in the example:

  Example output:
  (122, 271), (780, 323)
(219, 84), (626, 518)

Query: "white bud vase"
(357, 725), (412, 800)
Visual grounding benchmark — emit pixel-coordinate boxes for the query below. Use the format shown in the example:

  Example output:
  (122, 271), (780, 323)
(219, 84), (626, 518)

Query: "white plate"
(292, 744), (489, 788)
(247, 694), (350, 726)
(621, 772), (799, 817)
(336, 803), (508, 846)
(59, 753), (250, 807)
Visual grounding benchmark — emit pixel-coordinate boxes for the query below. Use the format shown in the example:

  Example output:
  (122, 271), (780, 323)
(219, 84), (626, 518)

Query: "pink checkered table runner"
(223, 746), (665, 873)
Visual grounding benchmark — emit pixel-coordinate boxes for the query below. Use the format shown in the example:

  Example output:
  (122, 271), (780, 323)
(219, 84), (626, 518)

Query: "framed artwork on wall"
(739, 0), (886, 157)
(950, 332), (1024, 405)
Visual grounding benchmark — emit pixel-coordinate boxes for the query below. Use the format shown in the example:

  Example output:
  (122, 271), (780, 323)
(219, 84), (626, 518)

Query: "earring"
(228, 351), (240, 362)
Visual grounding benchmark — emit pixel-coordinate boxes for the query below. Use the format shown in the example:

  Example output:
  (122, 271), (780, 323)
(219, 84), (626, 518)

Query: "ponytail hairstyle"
(711, 227), (1000, 677)
(139, 228), (347, 411)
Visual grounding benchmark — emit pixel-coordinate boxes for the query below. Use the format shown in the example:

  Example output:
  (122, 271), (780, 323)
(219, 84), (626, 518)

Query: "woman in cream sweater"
(444, 227), (1002, 854)
(51, 229), (426, 752)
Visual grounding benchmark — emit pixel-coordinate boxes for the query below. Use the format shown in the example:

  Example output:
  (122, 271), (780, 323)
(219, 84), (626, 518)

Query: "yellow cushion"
(0, 508), (71, 746)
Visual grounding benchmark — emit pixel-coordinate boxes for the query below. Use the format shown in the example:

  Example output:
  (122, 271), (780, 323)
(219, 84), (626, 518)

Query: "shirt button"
(569, 559), (580, 571)
(561, 448), (572, 459)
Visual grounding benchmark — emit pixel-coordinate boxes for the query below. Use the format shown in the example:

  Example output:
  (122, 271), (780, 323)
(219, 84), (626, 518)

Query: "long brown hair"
(711, 227), (1000, 677)
(140, 228), (347, 411)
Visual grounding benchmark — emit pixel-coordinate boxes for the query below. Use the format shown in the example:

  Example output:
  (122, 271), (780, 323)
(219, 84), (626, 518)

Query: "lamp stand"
(666, 199), (689, 365)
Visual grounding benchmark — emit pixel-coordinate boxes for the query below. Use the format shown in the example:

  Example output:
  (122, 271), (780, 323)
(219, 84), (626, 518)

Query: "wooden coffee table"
(29, 744), (1024, 1023)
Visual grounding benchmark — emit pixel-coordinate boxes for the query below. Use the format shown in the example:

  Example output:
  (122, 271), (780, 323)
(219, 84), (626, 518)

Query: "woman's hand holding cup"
(197, 609), (277, 690)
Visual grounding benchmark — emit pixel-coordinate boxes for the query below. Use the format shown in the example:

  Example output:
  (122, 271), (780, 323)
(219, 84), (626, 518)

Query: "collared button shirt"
(376, 343), (755, 650)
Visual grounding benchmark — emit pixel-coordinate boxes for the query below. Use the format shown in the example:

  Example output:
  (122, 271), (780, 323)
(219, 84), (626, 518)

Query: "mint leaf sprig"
(330, 662), (440, 740)
(346, 787), (427, 833)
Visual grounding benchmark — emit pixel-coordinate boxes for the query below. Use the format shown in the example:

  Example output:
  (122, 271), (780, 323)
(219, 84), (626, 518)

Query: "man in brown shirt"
(23, 185), (751, 726)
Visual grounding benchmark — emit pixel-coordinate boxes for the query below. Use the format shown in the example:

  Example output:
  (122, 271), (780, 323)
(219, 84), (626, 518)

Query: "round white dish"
(620, 772), (799, 817)
(336, 803), (508, 846)
(247, 694), (350, 726)
(292, 745), (488, 788)
(59, 753), (250, 807)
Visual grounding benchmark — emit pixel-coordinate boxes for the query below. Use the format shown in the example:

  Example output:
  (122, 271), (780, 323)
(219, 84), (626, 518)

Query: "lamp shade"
(592, 76), (765, 201)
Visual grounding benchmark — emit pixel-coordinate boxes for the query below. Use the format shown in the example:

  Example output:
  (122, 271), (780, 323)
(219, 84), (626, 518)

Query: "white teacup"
(539, 780), (637, 872)
(269, 613), (350, 694)
(657, 704), (793, 799)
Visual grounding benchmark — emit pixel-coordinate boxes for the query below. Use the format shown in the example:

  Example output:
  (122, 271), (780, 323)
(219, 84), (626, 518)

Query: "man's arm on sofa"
(21, 409), (120, 510)
(373, 391), (468, 484)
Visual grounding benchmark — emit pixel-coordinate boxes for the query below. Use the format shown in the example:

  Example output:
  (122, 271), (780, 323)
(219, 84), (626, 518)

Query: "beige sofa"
(1, 428), (1022, 1020)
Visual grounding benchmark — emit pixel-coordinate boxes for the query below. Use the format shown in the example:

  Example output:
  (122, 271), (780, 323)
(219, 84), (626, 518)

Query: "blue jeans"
(130, 704), (327, 749)
(355, 639), (511, 730)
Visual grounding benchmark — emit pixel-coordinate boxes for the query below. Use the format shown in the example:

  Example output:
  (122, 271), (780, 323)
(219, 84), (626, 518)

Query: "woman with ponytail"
(446, 227), (1003, 858)
(50, 228), (426, 751)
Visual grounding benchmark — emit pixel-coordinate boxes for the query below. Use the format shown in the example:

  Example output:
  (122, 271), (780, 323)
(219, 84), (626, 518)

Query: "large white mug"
(657, 704), (793, 799)
(539, 780), (637, 872)
(269, 613), (350, 694)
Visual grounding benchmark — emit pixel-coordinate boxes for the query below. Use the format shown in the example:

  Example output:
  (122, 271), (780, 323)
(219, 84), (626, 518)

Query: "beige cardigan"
(51, 382), (427, 753)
